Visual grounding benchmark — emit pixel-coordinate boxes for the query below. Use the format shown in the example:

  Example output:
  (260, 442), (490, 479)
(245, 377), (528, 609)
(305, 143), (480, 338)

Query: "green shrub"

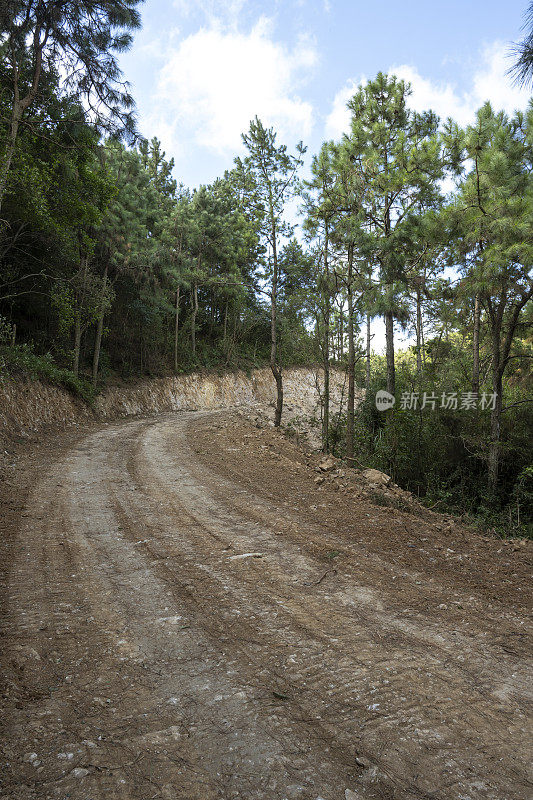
(351, 362), (532, 538)
(0, 344), (96, 404)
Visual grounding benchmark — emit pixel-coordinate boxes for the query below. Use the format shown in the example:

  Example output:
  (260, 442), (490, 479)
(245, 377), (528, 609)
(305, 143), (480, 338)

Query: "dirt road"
(1, 411), (532, 800)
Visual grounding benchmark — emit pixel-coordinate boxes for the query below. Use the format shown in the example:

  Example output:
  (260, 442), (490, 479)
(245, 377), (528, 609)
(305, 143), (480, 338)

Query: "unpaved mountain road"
(1, 411), (531, 800)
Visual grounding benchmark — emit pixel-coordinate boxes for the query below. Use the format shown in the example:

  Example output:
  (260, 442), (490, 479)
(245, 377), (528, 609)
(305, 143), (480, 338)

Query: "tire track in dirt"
(104, 414), (532, 799)
(2, 419), (361, 800)
(1, 412), (532, 800)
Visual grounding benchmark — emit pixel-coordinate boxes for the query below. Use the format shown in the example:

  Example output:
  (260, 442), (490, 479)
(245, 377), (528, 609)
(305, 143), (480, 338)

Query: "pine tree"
(302, 142), (338, 452)
(453, 102), (533, 489)
(240, 117), (305, 426)
(328, 140), (366, 464)
(511, 2), (533, 87)
(92, 139), (165, 380)
(0, 0), (142, 212)
(343, 73), (443, 396)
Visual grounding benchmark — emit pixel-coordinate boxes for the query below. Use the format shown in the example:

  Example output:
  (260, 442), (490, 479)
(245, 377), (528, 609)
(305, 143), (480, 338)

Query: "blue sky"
(120, 0), (531, 188)
(118, 0), (532, 350)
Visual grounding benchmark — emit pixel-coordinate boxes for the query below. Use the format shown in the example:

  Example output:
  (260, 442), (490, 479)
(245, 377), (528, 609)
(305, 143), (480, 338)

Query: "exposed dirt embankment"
(0, 380), (93, 449)
(0, 367), (349, 454)
(95, 366), (347, 422)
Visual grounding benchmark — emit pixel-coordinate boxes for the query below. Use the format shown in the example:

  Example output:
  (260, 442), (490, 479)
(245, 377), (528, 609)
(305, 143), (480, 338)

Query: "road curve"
(1, 412), (531, 800)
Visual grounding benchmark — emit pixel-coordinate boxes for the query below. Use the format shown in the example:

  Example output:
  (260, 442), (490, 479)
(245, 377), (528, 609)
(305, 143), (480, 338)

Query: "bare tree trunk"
(486, 305), (503, 492)
(72, 317), (82, 377)
(416, 287), (423, 375)
(472, 292), (481, 394)
(322, 223), (330, 452)
(365, 313), (371, 390)
(209, 293), (215, 333)
(92, 263), (108, 387)
(191, 281), (198, 356)
(421, 315), (426, 367)
(139, 318), (143, 373)
(488, 347), (503, 492)
(72, 254), (88, 377)
(346, 244), (355, 466)
(270, 220), (283, 427)
(485, 286), (533, 490)
(173, 284), (180, 372)
(0, 29), (45, 212)
(223, 300), (228, 342)
(338, 304), (343, 360)
(226, 312), (237, 366)
(384, 306), (395, 396)
(322, 354), (329, 451)
(383, 199), (395, 397)
(0, 117), (19, 213)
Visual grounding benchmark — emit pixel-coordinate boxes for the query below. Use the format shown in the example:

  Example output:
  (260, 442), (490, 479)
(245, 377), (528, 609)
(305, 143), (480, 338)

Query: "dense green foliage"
(1, 8), (531, 534)
(349, 348), (533, 536)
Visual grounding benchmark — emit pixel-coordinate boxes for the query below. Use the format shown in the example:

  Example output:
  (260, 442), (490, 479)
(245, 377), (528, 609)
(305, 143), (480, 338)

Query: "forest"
(1, 1), (532, 536)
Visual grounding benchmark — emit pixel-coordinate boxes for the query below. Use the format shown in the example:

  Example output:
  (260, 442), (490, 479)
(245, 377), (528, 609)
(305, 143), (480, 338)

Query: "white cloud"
(152, 17), (317, 159)
(389, 65), (475, 127)
(325, 78), (360, 139)
(471, 41), (530, 115)
(326, 41), (532, 140)
(134, 27), (182, 63)
(172, 0), (246, 24)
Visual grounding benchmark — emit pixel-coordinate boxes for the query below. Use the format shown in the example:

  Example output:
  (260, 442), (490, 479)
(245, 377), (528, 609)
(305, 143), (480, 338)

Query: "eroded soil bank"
(0, 367), (350, 453)
(0, 410), (531, 800)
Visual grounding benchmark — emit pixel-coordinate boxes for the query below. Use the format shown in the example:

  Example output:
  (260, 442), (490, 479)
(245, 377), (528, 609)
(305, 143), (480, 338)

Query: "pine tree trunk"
(226, 312), (237, 365)
(346, 244), (355, 466)
(0, 115), (20, 214)
(322, 223), (330, 452)
(191, 281), (198, 356)
(338, 306), (343, 360)
(385, 307), (395, 396)
(365, 313), (371, 390)
(72, 254), (88, 377)
(270, 219), (283, 427)
(210, 293), (215, 333)
(488, 361), (503, 492)
(485, 286), (533, 489)
(472, 293), (481, 394)
(383, 200), (395, 397)
(72, 316), (82, 377)
(92, 263), (108, 387)
(174, 284), (180, 372)
(223, 300), (228, 342)
(416, 287), (423, 375)
(488, 322), (503, 491)
(0, 34), (45, 212)
(322, 354), (329, 452)
(139, 319), (143, 372)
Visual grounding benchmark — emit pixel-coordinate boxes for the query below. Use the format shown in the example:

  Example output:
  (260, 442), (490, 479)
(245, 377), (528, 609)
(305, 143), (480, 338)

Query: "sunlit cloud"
(326, 41), (532, 139)
(150, 17), (317, 160)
